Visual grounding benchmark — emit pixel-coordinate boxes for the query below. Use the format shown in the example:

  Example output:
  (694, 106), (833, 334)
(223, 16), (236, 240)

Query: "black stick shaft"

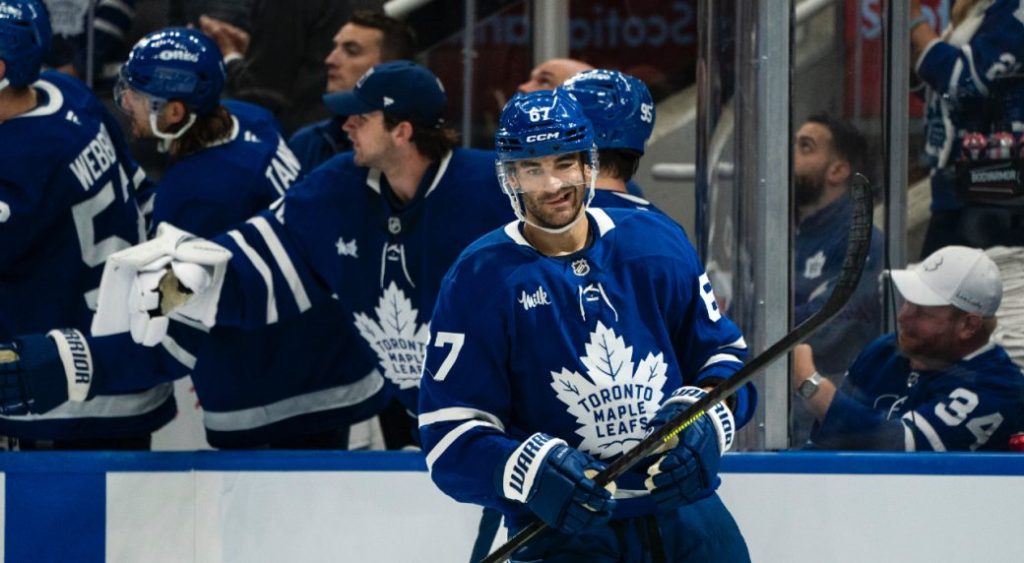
(482, 175), (874, 563)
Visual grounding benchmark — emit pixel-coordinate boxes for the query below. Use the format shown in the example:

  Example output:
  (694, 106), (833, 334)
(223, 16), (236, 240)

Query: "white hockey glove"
(93, 223), (231, 345)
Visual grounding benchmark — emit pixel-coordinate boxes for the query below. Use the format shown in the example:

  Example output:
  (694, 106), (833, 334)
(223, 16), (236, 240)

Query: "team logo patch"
(551, 321), (667, 459)
(353, 282), (429, 390)
(571, 259), (590, 276)
(803, 250), (826, 279)
(336, 237), (358, 258)
(388, 217), (402, 234)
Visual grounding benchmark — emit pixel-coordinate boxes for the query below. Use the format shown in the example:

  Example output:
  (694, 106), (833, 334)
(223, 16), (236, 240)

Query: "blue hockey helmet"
(495, 90), (595, 160)
(559, 69), (655, 154)
(119, 27), (225, 115)
(494, 90), (598, 233)
(0, 0), (51, 89)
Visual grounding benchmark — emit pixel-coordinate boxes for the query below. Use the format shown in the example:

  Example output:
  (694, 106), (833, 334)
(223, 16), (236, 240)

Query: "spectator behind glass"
(911, 0), (1024, 255)
(790, 113), (884, 446)
(792, 246), (1024, 451)
(518, 57), (593, 93)
(285, 10), (417, 171)
(196, 0), (357, 135)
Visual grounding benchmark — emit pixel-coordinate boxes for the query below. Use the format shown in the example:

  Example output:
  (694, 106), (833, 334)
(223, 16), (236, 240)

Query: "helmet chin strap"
(149, 111), (197, 152)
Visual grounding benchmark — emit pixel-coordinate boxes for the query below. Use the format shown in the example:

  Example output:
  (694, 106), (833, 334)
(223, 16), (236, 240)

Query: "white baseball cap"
(890, 246), (1002, 316)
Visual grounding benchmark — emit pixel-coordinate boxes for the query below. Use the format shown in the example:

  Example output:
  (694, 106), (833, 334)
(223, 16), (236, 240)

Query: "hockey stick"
(482, 173), (874, 563)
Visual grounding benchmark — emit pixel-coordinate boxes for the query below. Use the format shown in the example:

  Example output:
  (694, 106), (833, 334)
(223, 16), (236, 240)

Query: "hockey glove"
(0, 329), (93, 415)
(128, 257), (213, 346)
(496, 433), (616, 534)
(644, 386), (734, 510)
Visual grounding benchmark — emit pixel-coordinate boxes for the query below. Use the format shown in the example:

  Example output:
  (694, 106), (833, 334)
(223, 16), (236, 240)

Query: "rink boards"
(0, 451), (1021, 562)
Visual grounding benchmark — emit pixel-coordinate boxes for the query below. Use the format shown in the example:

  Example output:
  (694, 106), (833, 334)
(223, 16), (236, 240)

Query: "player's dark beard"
(793, 173), (825, 208)
(523, 185), (583, 230)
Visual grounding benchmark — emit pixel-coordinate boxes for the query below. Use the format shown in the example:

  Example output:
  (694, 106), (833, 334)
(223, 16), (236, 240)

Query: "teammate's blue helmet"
(0, 0), (51, 89)
(559, 69), (655, 154)
(119, 27), (225, 115)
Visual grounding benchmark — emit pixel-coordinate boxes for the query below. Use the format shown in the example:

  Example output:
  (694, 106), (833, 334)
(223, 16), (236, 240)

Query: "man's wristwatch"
(798, 372), (824, 399)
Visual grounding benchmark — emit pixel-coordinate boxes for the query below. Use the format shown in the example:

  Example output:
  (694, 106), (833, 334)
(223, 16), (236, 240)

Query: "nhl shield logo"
(571, 259), (590, 276)
(803, 251), (825, 279)
(388, 217), (402, 234)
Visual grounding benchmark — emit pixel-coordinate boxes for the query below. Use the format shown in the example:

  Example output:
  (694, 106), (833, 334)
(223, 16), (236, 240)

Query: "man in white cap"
(792, 245), (1024, 451)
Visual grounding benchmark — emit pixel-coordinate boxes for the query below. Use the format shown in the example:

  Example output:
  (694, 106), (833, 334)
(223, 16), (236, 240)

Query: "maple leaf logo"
(551, 321), (667, 459)
(353, 281), (430, 390)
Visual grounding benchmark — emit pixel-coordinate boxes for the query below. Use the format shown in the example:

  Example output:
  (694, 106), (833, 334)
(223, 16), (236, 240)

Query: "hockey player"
(793, 245), (1024, 451)
(287, 11), (417, 171)
(0, 0), (176, 448)
(558, 68), (656, 206)
(83, 61), (513, 447)
(418, 90), (755, 561)
(108, 27), (388, 448)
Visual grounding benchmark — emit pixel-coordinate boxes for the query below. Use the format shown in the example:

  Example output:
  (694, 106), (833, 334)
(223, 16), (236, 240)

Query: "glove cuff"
(46, 329), (93, 401)
(663, 386), (735, 453)
(499, 432), (567, 503)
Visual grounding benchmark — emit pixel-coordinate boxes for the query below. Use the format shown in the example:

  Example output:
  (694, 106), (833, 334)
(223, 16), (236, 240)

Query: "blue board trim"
(0, 451), (1021, 475)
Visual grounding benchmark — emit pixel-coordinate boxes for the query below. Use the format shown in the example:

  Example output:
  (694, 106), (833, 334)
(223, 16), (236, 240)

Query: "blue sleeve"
(417, 260), (526, 515)
(916, 2), (1024, 99)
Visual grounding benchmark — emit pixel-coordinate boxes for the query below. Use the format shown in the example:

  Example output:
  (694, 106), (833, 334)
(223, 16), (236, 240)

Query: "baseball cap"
(890, 245), (1002, 316)
(322, 60), (446, 127)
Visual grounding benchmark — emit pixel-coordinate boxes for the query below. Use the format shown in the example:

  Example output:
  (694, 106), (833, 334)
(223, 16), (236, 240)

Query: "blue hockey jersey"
(418, 208), (755, 525)
(812, 333), (1024, 451)
(147, 100), (389, 447)
(916, 0), (1024, 210)
(0, 71), (174, 440)
(206, 148), (514, 413)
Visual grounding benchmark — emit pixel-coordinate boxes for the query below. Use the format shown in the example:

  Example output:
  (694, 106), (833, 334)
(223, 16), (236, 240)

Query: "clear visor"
(113, 77), (167, 117)
(498, 150), (596, 194)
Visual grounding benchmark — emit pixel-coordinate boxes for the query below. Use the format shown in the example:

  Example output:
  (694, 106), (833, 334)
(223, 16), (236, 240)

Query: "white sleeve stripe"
(226, 230), (278, 324)
(93, 19), (125, 39)
(100, 0), (134, 17)
(901, 411), (947, 452)
(248, 216), (311, 313)
(904, 424), (916, 452)
(425, 420), (491, 472)
(700, 353), (742, 371)
(722, 336), (747, 350)
(418, 407), (505, 431)
(160, 335), (197, 370)
(132, 168), (146, 189)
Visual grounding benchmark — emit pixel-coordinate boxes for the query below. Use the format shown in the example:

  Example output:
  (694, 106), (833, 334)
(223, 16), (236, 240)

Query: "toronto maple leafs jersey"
(418, 208), (755, 524)
(206, 148), (514, 413)
(811, 334), (1024, 451)
(144, 100), (388, 447)
(0, 71), (175, 440)
(916, 0), (1024, 210)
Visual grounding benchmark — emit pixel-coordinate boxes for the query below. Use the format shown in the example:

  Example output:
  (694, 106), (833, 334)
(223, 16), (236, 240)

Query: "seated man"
(793, 246), (1024, 451)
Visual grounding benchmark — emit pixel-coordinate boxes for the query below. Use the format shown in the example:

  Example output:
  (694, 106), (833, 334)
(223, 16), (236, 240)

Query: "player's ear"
(163, 100), (190, 126)
(826, 158), (851, 185)
(391, 120), (414, 143)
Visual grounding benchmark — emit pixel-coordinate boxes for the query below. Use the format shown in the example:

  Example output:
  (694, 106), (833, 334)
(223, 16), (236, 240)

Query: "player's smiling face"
(514, 152), (589, 230)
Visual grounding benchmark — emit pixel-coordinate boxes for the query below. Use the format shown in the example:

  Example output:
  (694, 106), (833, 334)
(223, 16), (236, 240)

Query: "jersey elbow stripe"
(161, 335), (197, 370)
(700, 353), (742, 372)
(248, 216), (312, 312)
(425, 420), (494, 472)
(226, 230), (279, 324)
(901, 411), (946, 452)
(418, 407), (505, 431)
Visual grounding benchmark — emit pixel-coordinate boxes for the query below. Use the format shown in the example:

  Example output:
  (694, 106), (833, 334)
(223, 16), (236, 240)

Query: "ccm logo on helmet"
(525, 132), (560, 143)
(158, 50), (200, 62)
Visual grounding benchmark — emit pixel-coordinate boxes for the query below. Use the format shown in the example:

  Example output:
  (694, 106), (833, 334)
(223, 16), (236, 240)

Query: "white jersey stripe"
(161, 334), (197, 370)
(425, 420), (495, 472)
(902, 411), (947, 451)
(418, 407), (505, 431)
(226, 230), (279, 324)
(700, 353), (742, 371)
(248, 215), (312, 313)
